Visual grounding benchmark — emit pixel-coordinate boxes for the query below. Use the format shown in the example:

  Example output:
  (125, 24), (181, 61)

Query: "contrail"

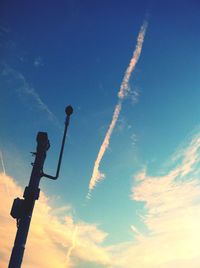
(2, 66), (60, 126)
(87, 102), (122, 197)
(0, 150), (6, 175)
(87, 20), (148, 197)
(66, 226), (78, 266)
(0, 150), (10, 197)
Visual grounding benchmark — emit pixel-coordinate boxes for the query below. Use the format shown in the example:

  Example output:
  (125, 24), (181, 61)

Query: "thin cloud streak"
(0, 150), (6, 174)
(88, 21), (148, 195)
(88, 102), (122, 195)
(1, 65), (59, 125)
(118, 20), (148, 99)
(66, 226), (78, 266)
(0, 150), (10, 198)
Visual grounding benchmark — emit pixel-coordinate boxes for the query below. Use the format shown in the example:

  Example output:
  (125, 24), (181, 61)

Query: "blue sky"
(1, 1), (200, 267)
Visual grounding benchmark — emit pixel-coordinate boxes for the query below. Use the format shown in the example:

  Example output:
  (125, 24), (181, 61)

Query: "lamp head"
(65, 105), (73, 116)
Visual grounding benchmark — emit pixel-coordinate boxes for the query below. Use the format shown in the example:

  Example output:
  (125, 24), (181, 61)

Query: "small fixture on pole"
(8, 105), (73, 268)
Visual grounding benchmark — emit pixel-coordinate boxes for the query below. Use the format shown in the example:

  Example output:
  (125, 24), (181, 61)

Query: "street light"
(8, 106), (73, 268)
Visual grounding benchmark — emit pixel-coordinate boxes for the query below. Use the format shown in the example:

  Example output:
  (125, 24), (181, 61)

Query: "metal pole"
(8, 132), (49, 268)
(8, 106), (73, 268)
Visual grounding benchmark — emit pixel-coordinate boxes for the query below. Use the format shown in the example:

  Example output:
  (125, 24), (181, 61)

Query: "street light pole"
(8, 106), (73, 268)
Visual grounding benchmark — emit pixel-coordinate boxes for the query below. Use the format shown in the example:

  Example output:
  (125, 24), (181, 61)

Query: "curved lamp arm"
(42, 105), (73, 180)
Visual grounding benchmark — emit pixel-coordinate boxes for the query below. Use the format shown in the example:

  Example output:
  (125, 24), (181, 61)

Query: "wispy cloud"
(87, 21), (148, 196)
(0, 150), (6, 174)
(1, 65), (58, 124)
(34, 56), (44, 67)
(108, 132), (200, 268)
(0, 173), (111, 268)
(130, 87), (140, 105)
(66, 226), (78, 266)
(0, 150), (10, 198)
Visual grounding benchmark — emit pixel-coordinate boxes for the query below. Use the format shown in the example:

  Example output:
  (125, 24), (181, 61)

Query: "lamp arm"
(42, 106), (73, 180)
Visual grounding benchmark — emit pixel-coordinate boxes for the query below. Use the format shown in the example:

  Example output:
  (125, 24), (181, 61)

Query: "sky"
(1, 0), (200, 267)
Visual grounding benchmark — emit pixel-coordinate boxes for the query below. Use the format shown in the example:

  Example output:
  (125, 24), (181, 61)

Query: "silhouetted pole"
(8, 106), (73, 268)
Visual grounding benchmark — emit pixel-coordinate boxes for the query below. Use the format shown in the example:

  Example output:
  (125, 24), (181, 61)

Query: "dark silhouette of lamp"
(8, 106), (73, 268)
